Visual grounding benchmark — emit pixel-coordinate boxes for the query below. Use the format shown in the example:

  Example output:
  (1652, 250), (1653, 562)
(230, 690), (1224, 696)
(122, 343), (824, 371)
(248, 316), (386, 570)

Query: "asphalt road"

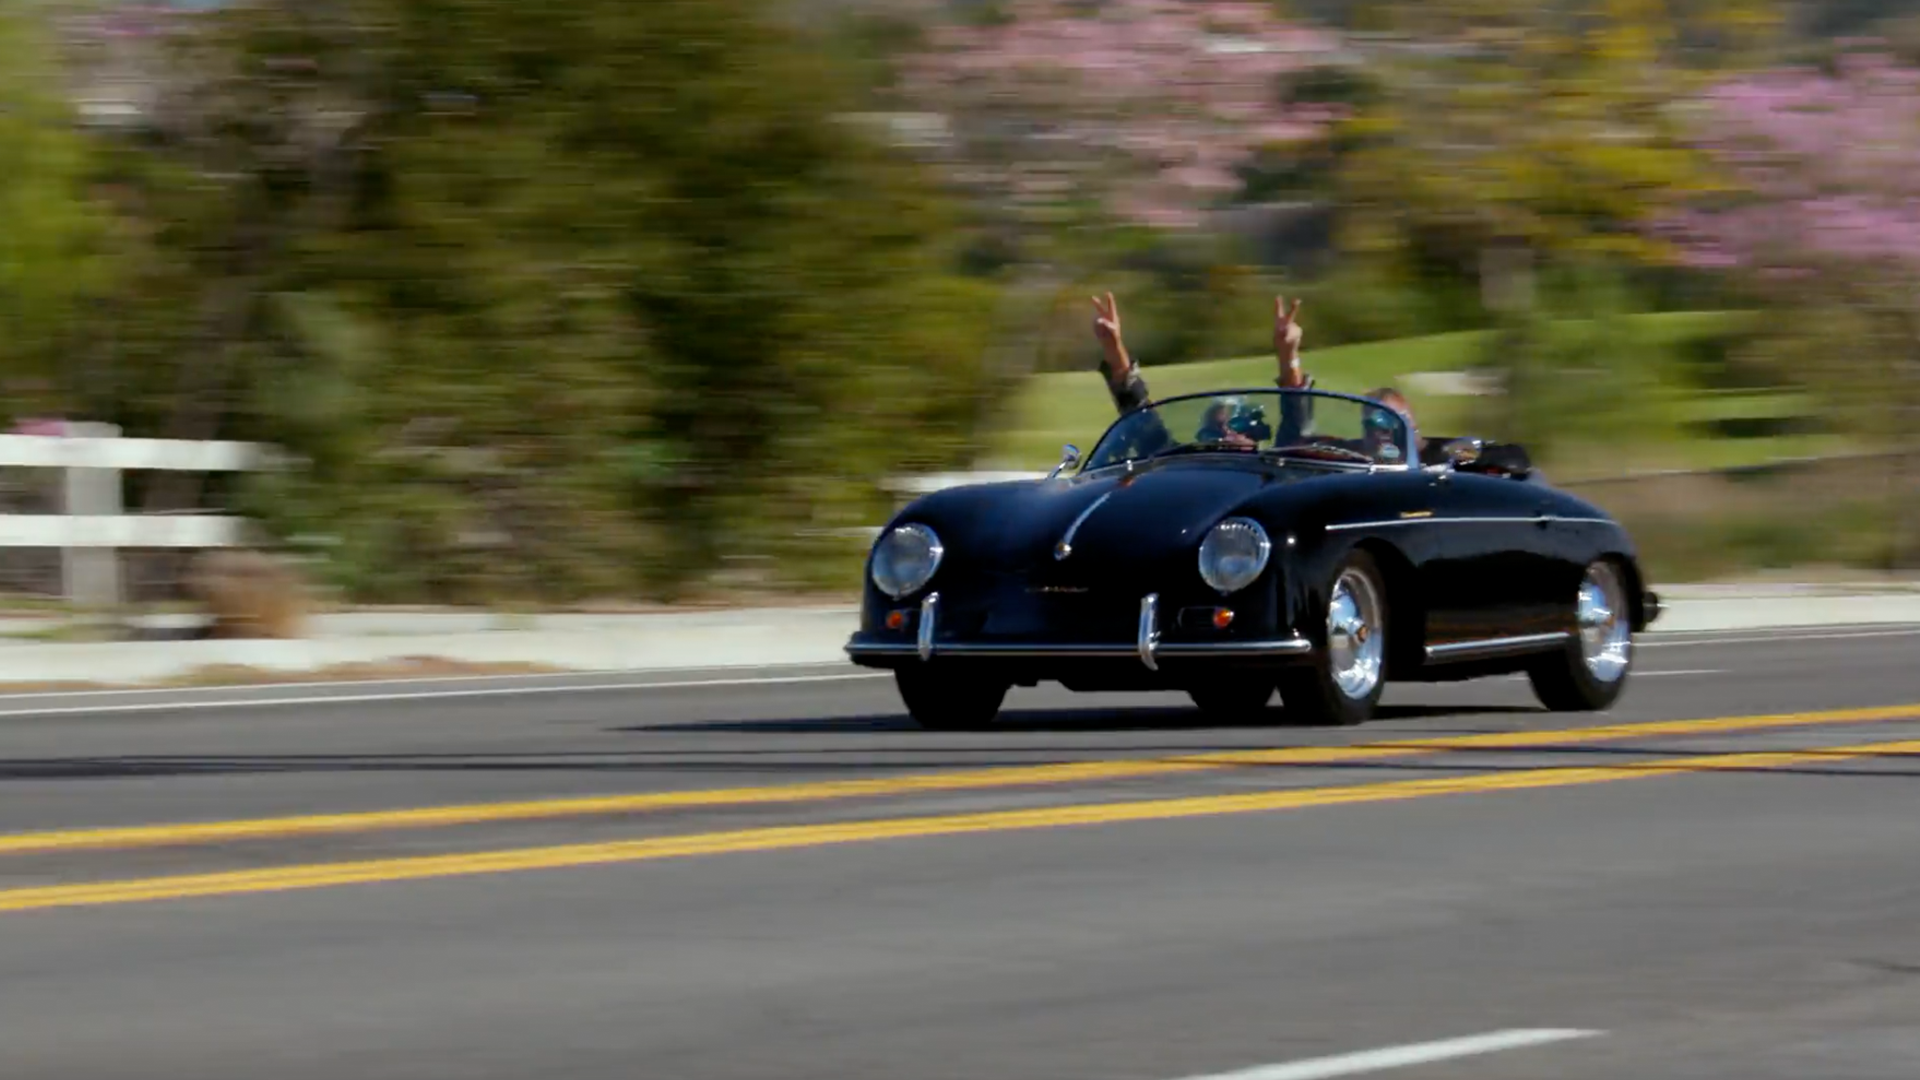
(2, 625), (1919, 1079)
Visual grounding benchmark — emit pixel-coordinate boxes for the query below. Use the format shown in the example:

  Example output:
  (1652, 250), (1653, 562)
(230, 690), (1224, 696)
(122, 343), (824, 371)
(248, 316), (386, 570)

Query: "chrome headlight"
(1197, 517), (1271, 595)
(871, 523), (944, 599)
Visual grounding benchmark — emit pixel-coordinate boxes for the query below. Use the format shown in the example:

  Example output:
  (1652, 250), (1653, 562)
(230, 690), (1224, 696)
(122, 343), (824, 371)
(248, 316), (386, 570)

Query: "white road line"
(1645, 627), (1920, 648)
(1503, 668), (1721, 681)
(1167, 1028), (1603, 1080)
(0, 623), (1911, 714)
(0, 672), (891, 718)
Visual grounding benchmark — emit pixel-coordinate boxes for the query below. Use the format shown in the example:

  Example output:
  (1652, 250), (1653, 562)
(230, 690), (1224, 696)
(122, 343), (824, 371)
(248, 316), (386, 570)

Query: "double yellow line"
(6, 702), (1917, 859)
(1, 702), (1916, 914)
(6, 734), (1920, 915)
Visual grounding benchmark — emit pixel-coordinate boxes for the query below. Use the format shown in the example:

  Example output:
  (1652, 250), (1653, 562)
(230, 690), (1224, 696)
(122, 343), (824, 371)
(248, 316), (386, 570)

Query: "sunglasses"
(1362, 408), (1399, 433)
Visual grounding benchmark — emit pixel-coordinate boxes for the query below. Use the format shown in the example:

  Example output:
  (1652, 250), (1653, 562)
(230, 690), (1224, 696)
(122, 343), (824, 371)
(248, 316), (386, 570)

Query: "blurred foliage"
(0, 9), (117, 414)
(11, 0), (1010, 602)
(894, 0), (1351, 230)
(1625, 496), (1913, 582)
(1333, 0), (1782, 283)
(1316, 0), (1808, 469)
(10, 0), (1920, 597)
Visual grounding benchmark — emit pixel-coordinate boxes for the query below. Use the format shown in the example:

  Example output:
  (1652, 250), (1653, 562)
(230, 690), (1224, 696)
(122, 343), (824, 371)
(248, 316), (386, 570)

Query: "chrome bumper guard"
(848, 591), (1314, 668)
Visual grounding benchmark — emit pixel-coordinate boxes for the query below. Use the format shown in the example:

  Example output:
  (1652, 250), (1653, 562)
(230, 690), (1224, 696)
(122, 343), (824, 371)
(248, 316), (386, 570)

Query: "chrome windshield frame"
(1081, 388), (1421, 474)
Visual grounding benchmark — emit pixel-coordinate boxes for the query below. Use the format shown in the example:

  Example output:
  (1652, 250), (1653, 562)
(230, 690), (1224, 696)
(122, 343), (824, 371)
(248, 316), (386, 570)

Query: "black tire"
(1187, 679), (1276, 724)
(1527, 648), (1628, 711)
(894, 667), (1008, 730)
(1277, 548), (1388, 727)
(1528, 560), (1634, 712)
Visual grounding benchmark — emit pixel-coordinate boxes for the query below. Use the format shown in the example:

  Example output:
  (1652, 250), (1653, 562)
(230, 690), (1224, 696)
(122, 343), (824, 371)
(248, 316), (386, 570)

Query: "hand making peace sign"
(1275, 296), (1305, 388)
(1090, 292), (1133, 389)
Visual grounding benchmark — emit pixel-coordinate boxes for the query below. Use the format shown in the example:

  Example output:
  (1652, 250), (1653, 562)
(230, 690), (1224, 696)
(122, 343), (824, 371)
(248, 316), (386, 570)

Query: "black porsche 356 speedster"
(846, 387), (1661, 729)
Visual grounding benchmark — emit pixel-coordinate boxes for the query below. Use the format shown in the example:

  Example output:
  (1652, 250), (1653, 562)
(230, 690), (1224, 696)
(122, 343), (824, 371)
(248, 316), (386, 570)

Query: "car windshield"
(1081, 389), (1414, 471)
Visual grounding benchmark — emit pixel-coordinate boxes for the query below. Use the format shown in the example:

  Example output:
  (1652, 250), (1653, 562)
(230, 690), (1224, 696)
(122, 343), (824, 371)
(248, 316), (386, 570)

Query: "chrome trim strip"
(1423, 631), (1571, 662)
(1265, 458), (1413, 474)
(1054, 490), (1116, 560)
(917, 592), (939, 661)
(1138, 593), (1161, 671)
(1081, 458), (1417, 479)
(846, 638), (1315, 659)
(1158, 639), (1314, 656)
(1327, 516), (1615, 532)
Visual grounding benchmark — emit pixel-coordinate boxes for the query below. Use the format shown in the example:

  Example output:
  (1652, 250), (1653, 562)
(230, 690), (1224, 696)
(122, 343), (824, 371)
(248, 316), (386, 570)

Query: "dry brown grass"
(183, 549), (312, 639)
(157, 657), (566, 687)
(0, 657), (569, 693)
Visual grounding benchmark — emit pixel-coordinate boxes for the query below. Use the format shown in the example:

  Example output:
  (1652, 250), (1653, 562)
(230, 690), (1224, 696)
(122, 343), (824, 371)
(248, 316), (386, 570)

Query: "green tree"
(116, 0), (1007, 601)
(1330, 0), (1781, 451)
(0, 9), (115, 419)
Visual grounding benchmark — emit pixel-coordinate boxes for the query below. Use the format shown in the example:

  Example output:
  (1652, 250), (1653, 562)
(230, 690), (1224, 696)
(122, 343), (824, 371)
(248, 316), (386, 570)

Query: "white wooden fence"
(0, 423), (272, 607)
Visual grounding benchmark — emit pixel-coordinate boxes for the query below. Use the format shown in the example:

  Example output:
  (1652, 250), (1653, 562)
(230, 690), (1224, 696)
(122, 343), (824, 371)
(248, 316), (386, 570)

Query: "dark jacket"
(1105, 368), (1317, 445)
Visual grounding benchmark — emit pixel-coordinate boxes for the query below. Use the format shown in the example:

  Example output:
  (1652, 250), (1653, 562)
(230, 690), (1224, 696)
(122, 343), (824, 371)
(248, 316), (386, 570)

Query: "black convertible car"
(847, 387), (1661, 729)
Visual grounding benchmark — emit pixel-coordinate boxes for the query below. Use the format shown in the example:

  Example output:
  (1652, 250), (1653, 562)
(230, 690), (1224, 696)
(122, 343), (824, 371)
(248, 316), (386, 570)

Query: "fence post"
(59, 422), (125, 610)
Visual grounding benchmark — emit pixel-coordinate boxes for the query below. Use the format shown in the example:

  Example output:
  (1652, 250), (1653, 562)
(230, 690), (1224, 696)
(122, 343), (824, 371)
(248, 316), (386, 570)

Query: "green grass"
(978, 310), (1840, 475)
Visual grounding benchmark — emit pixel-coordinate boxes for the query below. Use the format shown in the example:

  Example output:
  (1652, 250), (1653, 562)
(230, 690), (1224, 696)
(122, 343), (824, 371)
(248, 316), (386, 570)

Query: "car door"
(1420, 469), (1564, 645)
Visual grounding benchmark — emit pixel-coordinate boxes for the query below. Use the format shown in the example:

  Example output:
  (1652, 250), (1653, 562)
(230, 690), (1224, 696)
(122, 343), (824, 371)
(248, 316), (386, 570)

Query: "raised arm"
(1273, 296), (1317, 442)
(1275, 296), (1307, 389)
(1092, 292), (1153, 415)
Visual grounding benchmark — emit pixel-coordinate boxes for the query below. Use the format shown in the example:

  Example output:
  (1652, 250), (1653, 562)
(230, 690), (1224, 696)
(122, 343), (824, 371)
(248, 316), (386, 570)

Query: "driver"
(1196, 397), (1271, 448)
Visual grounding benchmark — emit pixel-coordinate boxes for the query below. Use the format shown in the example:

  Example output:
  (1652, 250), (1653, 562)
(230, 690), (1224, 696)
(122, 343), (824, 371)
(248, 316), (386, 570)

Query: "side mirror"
(1441, 437), (1484, 468)
(1450, 440), (1532, 478)
(1478, 442), (1533, 477)
(1049, 443), (1081, 479)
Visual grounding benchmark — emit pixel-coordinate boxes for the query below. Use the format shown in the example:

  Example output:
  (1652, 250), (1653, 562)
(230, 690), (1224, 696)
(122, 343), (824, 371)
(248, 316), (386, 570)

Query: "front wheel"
(1528, 559), (1633, 711)
(895, 667), (1008, 730)
(1277, 549), (1388, 727)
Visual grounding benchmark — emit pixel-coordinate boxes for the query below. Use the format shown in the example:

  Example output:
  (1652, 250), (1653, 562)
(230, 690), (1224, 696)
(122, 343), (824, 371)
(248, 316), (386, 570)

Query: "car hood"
(896, 458), (1314, 576)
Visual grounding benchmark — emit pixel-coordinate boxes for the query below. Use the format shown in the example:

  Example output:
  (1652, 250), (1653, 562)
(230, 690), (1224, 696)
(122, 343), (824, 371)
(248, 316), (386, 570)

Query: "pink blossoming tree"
(1671, 49), (1920, 563)
(899, 0), (1350, 230)
(1670, 51), (1920, 276)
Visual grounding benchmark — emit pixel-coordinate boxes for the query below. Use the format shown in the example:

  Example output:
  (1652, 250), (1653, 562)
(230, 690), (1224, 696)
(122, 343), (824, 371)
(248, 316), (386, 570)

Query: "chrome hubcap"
(1578, 562), (1631, 683)
(1327, 568), (1384, 700)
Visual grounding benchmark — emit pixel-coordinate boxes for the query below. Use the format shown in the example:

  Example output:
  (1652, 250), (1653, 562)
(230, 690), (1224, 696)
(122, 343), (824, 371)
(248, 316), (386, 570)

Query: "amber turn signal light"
(1212, 608), (1235, 629)
(886, 610), (907, 630)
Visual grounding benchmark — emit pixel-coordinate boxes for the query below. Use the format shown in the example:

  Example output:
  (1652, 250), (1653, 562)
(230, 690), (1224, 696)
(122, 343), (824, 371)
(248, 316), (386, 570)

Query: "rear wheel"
(1277, 549), (1388, 727)
(895, 667), (1008, 730)
(1187, 679), (1276, 724)
(1528, 559), (1633, 712)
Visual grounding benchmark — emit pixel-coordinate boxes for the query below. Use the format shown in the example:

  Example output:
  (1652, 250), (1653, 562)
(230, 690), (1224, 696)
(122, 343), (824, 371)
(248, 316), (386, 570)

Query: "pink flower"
(1674, 50), (1920, 273)
(900, 0), (1345, 227)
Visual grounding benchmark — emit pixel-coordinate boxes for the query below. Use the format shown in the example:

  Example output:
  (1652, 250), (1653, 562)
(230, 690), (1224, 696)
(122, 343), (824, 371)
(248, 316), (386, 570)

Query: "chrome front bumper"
(843, 591), (1314, 670)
